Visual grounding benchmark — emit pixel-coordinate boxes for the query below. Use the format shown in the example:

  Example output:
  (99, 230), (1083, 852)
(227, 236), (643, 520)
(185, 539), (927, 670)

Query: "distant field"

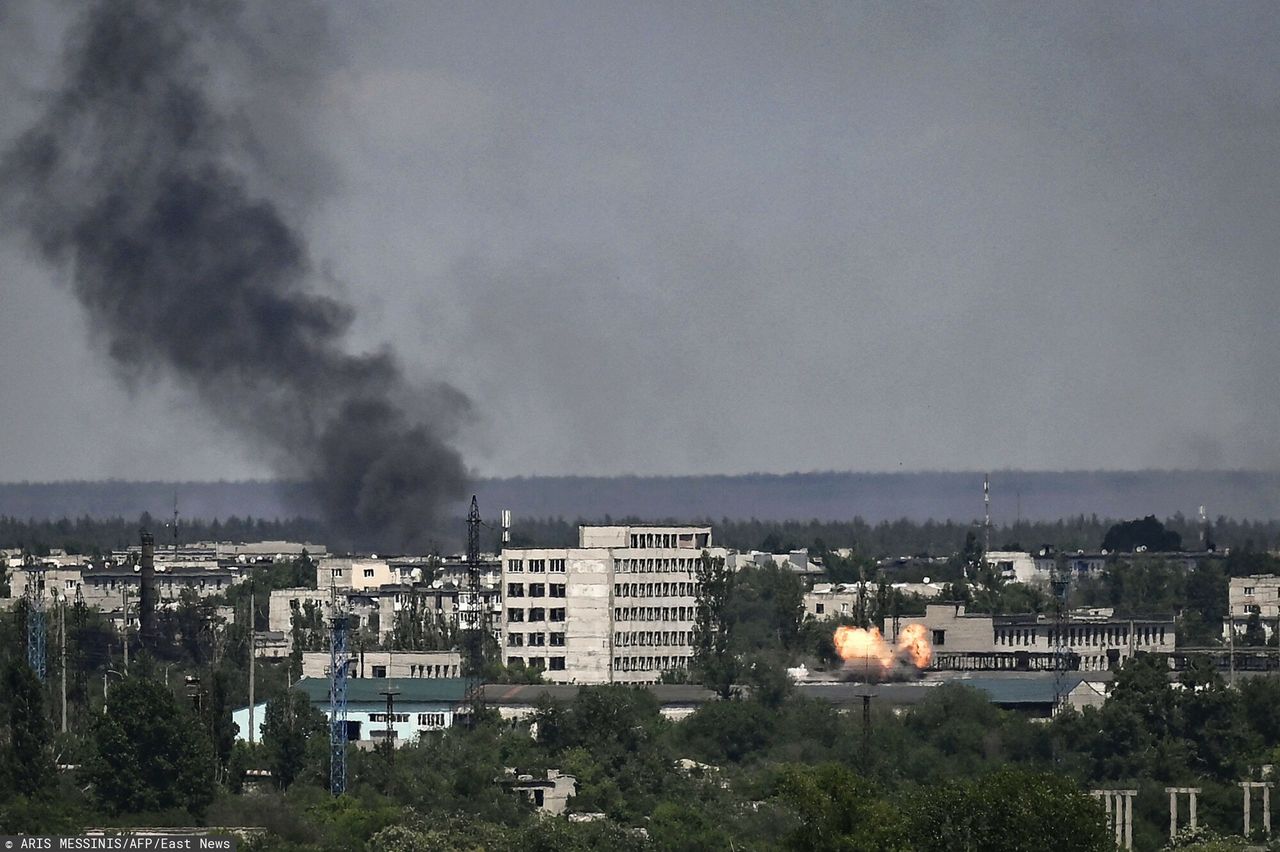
(1, 470), (1277, 523)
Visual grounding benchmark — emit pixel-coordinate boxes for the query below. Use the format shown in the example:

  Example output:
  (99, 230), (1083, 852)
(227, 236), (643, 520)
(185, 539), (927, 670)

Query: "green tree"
(692, 550), (738, 698)
(0, 659), (55, 795)
(908, 767), (1110, 852)
(773, 762), (910, 851)
(260, 690), (324, 790)
(86, 674), (216, 814)
(1242, 612), (1266, 647)
(1103, 516), (1182, 552)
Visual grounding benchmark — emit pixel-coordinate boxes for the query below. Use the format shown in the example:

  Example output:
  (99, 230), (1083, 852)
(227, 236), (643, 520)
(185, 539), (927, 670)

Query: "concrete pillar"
(1265, 785), (1272, 836)
(1125, 792), (1134, 851)
(1113, 792), (1122, 848)
(1190, 789), (1198, 830)
(1245, 784), (1253, 837)
(1169, 790), (1178, 839)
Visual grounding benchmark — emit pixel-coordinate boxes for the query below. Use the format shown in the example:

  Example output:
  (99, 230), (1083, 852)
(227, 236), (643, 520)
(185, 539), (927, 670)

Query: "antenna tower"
(1051, 556), (1071, 719)
(464, 495), (489, 687)
(983, 474), (991, 556)
(328, 581), (350, 795)
(24, 554), (47, 681)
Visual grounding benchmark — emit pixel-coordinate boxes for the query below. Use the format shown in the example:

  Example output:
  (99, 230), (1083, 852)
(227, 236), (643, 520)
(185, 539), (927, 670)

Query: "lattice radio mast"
(328, 577), (350, 795)
(464, 496), (489, 690)
(1051, 555), (1071, 718)
(24, 554), (47, 681)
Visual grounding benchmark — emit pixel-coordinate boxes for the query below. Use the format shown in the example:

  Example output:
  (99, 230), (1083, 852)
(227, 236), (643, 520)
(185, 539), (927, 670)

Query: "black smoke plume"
(1, 1), (469, 550)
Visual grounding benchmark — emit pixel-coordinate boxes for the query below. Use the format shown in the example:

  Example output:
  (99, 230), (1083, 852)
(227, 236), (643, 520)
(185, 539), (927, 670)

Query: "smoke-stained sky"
(2, 1), (1279, 481)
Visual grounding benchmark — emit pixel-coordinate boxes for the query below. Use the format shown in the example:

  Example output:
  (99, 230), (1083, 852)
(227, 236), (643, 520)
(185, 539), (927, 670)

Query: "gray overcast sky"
(2, 1), (1279, 481)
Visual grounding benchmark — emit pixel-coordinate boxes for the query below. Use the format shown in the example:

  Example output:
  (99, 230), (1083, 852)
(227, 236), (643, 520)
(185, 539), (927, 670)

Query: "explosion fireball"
(833, 623), (932, 680)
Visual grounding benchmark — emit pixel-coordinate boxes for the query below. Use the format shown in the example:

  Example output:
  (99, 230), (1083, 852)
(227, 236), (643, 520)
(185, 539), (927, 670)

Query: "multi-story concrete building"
(1228, 575), (1280, 640)
(894, 603), (1176, 672)
(500, 524), (728, 684)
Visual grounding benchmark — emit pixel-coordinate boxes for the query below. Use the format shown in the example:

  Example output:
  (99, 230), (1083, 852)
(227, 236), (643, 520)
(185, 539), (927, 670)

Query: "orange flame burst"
(833, 623), (932, 679)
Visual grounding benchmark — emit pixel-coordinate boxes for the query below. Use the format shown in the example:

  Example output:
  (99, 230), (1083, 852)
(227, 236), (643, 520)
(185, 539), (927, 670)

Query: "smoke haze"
(0, 1), (469, 548)
(1, 3), (1279, 486)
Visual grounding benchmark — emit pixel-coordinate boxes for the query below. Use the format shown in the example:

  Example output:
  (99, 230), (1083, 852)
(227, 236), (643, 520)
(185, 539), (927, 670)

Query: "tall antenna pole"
(983, 474), (991, 556)
(60, 598), (67, 733)
(248, 591), (256, 744)
(121, 585), (129, 674)
(1051, 556), (1070, 726)
(464, 496), (488, 684)
(24, 554), (47, 681)
(328, 578), (349, 796)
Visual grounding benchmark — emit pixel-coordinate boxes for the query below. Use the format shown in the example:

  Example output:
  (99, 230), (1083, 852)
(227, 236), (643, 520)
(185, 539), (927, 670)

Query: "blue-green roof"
(293, 677), (470, 704)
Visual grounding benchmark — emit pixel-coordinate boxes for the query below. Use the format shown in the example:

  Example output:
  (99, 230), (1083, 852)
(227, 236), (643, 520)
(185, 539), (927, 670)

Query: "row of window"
(613, 606), (696, 622)
(614, 582), (697, 598)
(1000, 626), (1170, 647)
(369, 712), (410, 723)
(507, 607), (566, 623)
(507, 559), (567, 573)
(614, 655), (690, 672)
(507, 656), (567, 671)
(616, 558), (699, 574)
(367, 712), (448, 727)
(507, 632), (567, 647)
(506, 583), (566, 598)
(628, 532), (707, 549)
(614, 630), (691, 647)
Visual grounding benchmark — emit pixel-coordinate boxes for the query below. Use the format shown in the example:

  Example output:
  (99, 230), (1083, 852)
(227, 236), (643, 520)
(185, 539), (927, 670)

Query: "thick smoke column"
(1, 1), (469, 549)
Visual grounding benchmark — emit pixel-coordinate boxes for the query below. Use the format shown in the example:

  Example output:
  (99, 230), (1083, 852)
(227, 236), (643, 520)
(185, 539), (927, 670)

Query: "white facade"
(301, 650), (462, 680)
(984, 551), (1045, 585)
(500, 525), (724, 684)
(1228, 575), (1280, 639)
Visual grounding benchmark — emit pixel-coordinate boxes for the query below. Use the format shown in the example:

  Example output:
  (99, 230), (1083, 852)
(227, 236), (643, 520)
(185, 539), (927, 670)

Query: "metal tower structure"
(328, 586), (350, 796)
(24, 554), (47, 681)
(1051, 555), (1072, 715)
(464, 496), (488, 678)
(983, 474), (991, 556)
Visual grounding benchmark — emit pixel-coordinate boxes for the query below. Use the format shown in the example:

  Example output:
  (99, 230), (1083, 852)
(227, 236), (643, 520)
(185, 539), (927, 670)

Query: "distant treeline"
(6, 511), (1280, 560)
(4, 470), (1280, 527)
(503, 513), (1280, 558)
(0, 515), (329, 557)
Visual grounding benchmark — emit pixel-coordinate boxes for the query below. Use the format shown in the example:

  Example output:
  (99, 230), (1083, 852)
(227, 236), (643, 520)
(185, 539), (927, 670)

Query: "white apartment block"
(500, 525), (727, 684)
(1228, 575), (1280, 639)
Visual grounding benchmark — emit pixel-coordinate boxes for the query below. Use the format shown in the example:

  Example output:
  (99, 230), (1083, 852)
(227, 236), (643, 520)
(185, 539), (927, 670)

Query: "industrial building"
(895, 603), (1176, 672)
(499, 524), (729, 684)
(233, 677), (470, 747)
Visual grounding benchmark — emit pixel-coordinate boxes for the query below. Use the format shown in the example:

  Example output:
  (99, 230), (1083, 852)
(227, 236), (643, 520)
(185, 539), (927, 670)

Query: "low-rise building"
(233, 677), (469, 747)
(1228, 575), (1280, 640)
(302, 650), (462, 680)
(501, 769), (577, 815)
(895, 603), (1175, 672)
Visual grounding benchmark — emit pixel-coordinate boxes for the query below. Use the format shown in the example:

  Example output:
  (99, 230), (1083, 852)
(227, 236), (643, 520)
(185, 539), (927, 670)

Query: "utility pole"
(248, 591), (256, 744)
(121, 586), (130, 674)
(380, 682), (400, 760)
(60, 598), (68, 734)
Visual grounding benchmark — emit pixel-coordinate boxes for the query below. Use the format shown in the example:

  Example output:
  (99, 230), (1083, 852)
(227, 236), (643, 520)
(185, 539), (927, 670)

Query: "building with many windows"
(499, 525), (728, 684)
(1227, 575), (1280, 640)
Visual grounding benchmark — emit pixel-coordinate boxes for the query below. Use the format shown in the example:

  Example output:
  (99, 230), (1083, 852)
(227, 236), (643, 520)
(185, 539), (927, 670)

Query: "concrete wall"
(1228, 575), (1280, 638)
(303, 651), (462, 679)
